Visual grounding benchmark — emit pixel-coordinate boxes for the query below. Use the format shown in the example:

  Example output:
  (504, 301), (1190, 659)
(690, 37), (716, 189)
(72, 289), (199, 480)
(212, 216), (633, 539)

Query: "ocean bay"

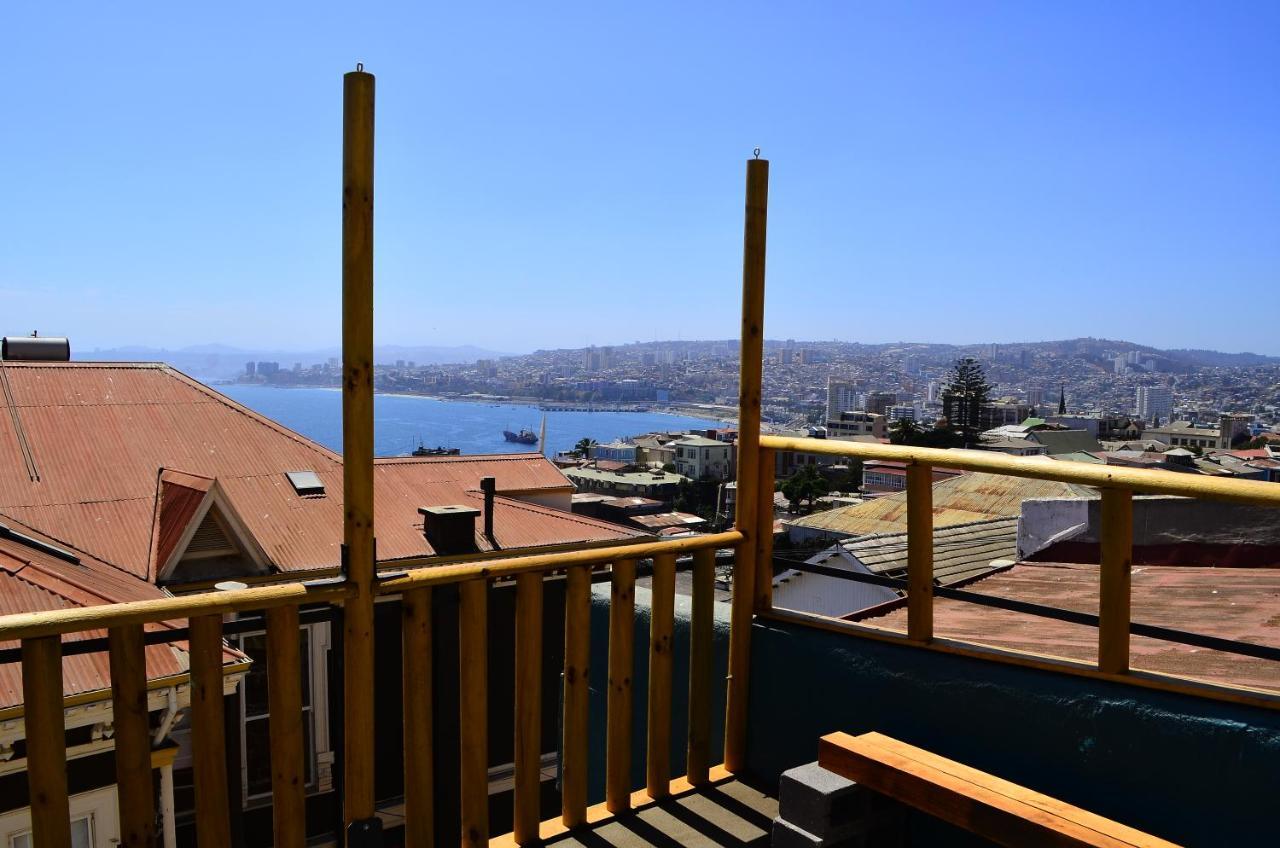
(216, 384), (727, 458)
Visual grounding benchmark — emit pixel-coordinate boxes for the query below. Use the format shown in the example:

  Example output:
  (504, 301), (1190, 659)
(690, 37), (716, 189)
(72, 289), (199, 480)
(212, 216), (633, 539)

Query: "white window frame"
(0, 786), (119, 848)
(235, 619), (331, 807)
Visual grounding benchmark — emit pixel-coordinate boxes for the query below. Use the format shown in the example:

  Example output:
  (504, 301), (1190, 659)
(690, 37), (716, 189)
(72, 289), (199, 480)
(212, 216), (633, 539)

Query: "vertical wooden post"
(753, 447), (776, 613)
(267, 605), (306, 848)
(402, 588), (434, 848)
(685, 547), (715, 785)
(561, 564), (591, 828)
(342, 64), (378, 839)
(109, 624), (157, 847)
(1099, 487), (1133, 674)
(646, 553), (676, 799)
(459, 580), (489, 847)
(906, 463), (934, 643)
(513, 573), (544, 844)
(725, 155), (768, 773)
(605, 558), (636, 812)
(189, 615), (232, 848)
(23, 636), (71, 848)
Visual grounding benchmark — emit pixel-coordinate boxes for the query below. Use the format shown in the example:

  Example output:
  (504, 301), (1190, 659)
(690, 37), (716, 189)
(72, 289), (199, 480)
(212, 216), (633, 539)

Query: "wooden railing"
(758, 433), (1280, 709)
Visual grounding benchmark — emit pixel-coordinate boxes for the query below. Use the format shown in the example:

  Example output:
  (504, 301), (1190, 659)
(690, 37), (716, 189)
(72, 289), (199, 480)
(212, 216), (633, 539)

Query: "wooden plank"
(459, 579), (489, 847)
(1099, 488), (1133, 674)
(854, 733), (1180, 848)
(819, 732), (1180, 848)
(725, 155), (769, 774)
(561, 564), (591, 827)
(108, 624), (157, 847)
(189, 614), (232, 848)
(513, 573), (543, 844)
(402, 587), (434, 848)
(265, 605), (305, 848)
(342, 63), (378, 831)
(488, 764), (735, 848)
(606, 558), (636, 812)
(753, 447), (775, 613)
(906, 463), (934, 643)
(685, 546), (715, 785)
(22, 636), (71, 848)
(645, 552), (676, 798)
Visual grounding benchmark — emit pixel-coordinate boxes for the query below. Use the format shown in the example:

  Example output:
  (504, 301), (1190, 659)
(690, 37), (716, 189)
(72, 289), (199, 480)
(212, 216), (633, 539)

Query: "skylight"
(285, 471), (326, 497)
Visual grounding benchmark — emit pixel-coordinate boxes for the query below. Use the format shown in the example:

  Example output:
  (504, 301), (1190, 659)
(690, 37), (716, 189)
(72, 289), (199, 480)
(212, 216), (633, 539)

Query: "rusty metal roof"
(0, 362), (640, 578)
(788, 472), (1096, 538)
(859, 562), (1280, 693)
(0, 514), (244, 709)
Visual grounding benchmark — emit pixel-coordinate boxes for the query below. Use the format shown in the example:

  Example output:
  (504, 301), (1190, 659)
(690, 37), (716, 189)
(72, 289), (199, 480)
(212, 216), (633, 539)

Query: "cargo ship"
(503, 428), (538, 445)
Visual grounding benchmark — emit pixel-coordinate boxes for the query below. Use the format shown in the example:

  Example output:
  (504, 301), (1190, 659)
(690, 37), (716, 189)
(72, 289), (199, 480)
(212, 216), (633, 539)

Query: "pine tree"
(941, 357), (993, 436)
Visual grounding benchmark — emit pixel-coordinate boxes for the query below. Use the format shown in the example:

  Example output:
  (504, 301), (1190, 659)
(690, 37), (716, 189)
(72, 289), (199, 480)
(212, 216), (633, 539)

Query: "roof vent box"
(418, 505), (481, 556)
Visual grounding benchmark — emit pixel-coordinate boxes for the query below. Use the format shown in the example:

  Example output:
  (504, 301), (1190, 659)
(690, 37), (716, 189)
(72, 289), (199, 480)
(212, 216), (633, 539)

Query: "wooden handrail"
(376, 531), (741, 593)
(760, 434), (1280, 507)
(0, 580), (353, 642)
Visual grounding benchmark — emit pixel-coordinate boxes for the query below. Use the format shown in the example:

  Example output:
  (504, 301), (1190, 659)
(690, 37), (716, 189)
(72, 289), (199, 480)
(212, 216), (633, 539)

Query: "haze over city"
(5, 2), (1278, 354)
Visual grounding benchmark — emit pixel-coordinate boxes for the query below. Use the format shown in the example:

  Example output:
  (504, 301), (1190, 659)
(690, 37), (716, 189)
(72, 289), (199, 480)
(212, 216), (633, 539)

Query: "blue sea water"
(215, 384), (727, 458)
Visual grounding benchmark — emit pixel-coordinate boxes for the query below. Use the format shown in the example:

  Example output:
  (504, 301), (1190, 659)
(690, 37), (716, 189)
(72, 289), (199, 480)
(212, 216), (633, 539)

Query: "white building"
(1136, 386), (1174, 426)
(826, 378), (859, 420)
(672, 435), (734, 481)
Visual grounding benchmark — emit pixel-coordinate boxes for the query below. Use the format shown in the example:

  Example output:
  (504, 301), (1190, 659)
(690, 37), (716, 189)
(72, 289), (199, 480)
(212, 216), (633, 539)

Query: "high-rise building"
(865, 391), (897, 416)
(826, 378), (858, 420)
(1136, 386), (1173, 425)
(1025, 387), (1044, 408)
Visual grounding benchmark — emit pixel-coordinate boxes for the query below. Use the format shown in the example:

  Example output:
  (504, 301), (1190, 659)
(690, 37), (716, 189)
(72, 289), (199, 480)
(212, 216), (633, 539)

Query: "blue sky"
(3, 2), (1277, 354)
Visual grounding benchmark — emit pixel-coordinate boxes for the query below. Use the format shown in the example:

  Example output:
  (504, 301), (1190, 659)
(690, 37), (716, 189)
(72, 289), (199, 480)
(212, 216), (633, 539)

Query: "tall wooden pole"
(725, 155), (768, 773)
(342, 64), (379, 843)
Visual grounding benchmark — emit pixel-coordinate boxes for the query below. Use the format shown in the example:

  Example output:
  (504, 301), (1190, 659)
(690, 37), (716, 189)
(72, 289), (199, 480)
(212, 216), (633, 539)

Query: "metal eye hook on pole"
(753, 147), (761, 159)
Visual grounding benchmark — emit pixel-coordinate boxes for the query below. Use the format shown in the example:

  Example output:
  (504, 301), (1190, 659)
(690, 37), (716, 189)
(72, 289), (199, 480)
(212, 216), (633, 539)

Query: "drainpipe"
(159, 762), (177, 848)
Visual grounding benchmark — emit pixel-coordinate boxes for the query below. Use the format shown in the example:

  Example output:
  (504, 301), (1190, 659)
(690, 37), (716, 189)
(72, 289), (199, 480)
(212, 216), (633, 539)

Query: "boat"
(503, 428), (538, 445)
(412, 443), (460, 456)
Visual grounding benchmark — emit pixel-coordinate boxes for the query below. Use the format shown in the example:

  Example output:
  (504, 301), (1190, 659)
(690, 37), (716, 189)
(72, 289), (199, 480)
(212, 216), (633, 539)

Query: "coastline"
(215, 381), (734, 425)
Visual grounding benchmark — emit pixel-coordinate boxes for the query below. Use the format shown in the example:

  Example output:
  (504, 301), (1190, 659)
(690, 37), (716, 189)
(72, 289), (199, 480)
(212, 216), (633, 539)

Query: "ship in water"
(412, 443), (460, 456)
(502, 428), (538, 445)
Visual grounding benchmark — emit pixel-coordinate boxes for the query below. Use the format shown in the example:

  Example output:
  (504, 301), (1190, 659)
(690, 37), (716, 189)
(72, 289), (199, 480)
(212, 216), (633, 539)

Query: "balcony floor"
(542, 780), (777, 848)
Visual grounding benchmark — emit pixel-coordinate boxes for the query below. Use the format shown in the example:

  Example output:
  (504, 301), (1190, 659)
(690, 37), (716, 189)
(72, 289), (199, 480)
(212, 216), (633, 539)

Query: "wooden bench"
(817, 731), (1181, 848)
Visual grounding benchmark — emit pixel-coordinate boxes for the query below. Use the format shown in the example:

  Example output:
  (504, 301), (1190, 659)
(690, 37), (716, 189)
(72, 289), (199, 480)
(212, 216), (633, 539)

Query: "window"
(238, 624), (323, 804)
(10, 817), (92, 848)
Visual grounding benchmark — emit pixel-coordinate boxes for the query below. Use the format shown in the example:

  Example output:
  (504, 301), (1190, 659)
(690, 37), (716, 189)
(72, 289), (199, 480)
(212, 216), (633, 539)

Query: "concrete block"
(775, 762), (908, 847)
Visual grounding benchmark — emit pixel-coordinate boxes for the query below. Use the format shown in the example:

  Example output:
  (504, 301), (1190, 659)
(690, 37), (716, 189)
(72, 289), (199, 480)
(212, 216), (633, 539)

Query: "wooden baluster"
(686, 547), (715, 786)
(189, 614), (232, 848)
(606, 558), (636, 812)
(266, 605), (305, 848)
(22, 636), (71, 848)
(1099, 487), (1133, 674)
(561, 564), (591, 828)
(646, 553), (676, 799)
(109, 624), (157, 847)
(906, 463), (934, 643)
(459, 580), (489, 847)
(754, 447), (776, 613)
(513, 573), (544, 844)
(403, 588), (434, 848)
(726, 154), (768, 773)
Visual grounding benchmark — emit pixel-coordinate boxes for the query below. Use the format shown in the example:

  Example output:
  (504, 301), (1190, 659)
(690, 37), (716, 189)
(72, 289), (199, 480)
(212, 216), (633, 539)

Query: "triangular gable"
(148, 468), (271, 584)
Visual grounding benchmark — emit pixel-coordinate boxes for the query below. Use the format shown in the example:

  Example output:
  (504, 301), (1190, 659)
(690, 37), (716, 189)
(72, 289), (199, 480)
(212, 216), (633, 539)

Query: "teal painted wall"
(745, 616), (1280, 847)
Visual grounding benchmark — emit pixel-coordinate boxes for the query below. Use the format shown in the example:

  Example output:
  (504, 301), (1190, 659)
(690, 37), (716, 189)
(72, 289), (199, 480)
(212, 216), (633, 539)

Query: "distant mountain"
(80, 343), (515, 380)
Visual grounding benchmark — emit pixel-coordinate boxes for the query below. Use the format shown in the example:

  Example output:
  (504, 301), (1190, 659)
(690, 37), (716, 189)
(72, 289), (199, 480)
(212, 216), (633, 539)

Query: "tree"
(573, 437), (597, 458)
(941, 357), (993, 439)
(781, 464), (829, 513)
(888, 417), (924, 445)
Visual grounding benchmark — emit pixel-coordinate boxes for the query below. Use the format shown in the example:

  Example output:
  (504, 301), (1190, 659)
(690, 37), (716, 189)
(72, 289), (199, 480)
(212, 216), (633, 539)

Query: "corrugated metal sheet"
(0, 363), (632, 578)
(0, 516), (244, 709)
(860, 563), (1280, 693)
(845, 517), (1019, 585)
(788, 472), (1096, 538)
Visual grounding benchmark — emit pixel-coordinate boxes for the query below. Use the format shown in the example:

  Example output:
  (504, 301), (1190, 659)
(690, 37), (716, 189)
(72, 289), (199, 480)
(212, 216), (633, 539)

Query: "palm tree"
(573, 437), (597, 458)
(889, 417), (924, 445)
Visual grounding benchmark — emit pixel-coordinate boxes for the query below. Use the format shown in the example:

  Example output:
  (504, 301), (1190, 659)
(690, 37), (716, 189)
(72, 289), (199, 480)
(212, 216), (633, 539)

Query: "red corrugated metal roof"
(0, 362), (641, 578)
(0, 514), (244, 709)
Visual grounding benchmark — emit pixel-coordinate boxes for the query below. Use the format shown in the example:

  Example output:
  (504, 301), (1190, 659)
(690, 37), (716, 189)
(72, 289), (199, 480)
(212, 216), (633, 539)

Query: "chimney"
(480, 477), (498, 548)
(418, 505), (480, 555)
